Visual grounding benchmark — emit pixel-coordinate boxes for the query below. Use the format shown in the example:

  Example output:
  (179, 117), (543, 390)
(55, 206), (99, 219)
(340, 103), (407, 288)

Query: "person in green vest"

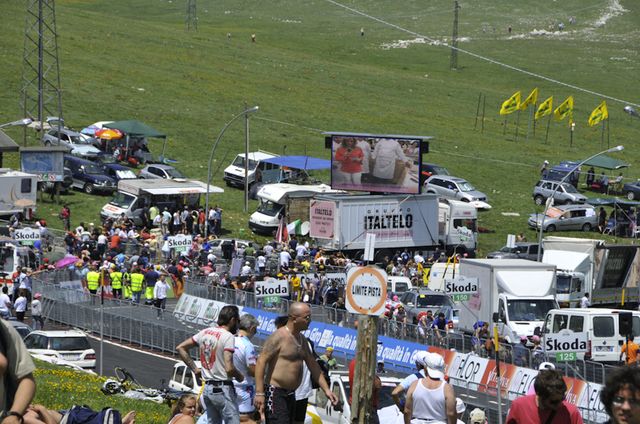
(123, 269), (132, 300)
(129, 265), (145, 304)
(319, 346), (338, 370)
(109, 264), (124, 300)
(85, 264), (101, 305)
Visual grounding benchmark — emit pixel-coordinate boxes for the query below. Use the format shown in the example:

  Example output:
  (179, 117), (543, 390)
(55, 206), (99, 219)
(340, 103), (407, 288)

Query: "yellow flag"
(554, 96), (574, 122)
(535, 96), (553, 120)
(520, 88), (539, 111)
(499, 91), (521, 115)
(588, 101), (609, 126)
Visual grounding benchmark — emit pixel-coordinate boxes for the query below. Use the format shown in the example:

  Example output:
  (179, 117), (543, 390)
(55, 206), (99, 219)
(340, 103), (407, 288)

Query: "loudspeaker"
(619, 312), (633, 336)
(324, 136), (332, 149)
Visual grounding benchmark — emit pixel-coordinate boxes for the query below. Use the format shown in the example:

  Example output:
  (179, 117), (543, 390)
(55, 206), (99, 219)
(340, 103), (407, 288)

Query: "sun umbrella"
(81, 121), (114, 136)
(55, 254), (80, 269)
(95, 128), (124, 140)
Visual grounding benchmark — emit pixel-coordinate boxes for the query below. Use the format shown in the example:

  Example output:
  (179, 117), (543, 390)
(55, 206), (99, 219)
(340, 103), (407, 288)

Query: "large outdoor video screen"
(330, 135), (421, 194)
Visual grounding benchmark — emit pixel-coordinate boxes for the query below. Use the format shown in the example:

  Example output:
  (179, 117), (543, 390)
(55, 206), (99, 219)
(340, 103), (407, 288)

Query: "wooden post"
(351, 315), (379, 424)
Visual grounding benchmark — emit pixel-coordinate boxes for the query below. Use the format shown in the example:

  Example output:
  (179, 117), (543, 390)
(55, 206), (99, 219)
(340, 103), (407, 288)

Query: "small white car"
(23, 329), (96, 369)
(138, 164), (186, 180)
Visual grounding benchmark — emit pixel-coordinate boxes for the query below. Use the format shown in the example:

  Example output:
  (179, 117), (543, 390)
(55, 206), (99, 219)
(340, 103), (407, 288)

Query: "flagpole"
(531, 105), (536, 138)
(601, 120), (605, 147)
(545, 115), (551, 143)
(503, 117), (507, 135)
(607, 118), (610, 148)
(481, 95), (486, 133)
(474, 93), (481, 130)
(515, 110), (520, 142)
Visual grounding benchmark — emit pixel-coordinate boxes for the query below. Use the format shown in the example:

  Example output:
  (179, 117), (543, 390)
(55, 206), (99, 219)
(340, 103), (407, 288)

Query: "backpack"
(60, 406), (122, 424)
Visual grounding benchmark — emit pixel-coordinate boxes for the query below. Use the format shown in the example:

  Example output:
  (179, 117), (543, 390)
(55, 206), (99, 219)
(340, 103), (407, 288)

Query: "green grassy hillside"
(1, 0), (638, 253)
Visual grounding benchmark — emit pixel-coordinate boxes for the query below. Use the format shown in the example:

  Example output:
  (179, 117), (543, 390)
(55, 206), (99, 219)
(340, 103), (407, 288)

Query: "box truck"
(100, 179), (222, 226)
(458, 258), (558, 343)
(309, 193), (439, 259)
(438, 198), (477, 256)
(248, 183), (343, 235)
(591, 245), (640, 308)
(0, 169), (37, 218)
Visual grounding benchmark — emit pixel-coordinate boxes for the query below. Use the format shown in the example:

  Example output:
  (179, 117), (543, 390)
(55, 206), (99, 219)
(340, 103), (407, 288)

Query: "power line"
(322, 0), (639, 108)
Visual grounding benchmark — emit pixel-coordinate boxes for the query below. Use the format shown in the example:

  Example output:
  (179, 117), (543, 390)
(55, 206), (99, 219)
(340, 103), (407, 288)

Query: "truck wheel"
(534, 195), (545, 206)
(581, 223), (592, 232)
(627, 191), (636, 201)
(546, 224), (556, 232)
(83, 183), (95, 194)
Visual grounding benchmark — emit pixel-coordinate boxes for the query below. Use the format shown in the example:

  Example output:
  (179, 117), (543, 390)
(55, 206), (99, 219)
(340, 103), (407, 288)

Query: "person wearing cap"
(513, 336), (531, 368)
(469, 408), (486, 424)
(404, 351), (457, 424)
(455, 398), (466, 424)
(392, 351), (428, 411)
(31, 293), (44, 330)
(319, 347), (337, 370)
(376, 358), (386, 375)
(526, 363), (556, 395)
(506, 369), (583, 424)
(240, 261), (253, 279)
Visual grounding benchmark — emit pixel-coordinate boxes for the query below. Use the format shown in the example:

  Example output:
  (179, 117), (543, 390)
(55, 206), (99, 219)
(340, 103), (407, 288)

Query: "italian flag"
(287, 219), (302, 236)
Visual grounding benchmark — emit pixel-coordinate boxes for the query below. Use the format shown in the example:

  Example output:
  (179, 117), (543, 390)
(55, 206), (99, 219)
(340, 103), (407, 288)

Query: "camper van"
(0, 169), (37, 218)
(542, 308), (640, 363)
(101, 179), (221, 226)
(0, 238), (38, 287)
(248, 183), (342, 234)
(438, 199), (477, 256)
(223, 151), (279, 188)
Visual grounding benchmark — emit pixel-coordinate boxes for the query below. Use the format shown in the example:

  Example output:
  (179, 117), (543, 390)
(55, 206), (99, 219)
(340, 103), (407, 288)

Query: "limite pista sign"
(345, 266), (387, 316)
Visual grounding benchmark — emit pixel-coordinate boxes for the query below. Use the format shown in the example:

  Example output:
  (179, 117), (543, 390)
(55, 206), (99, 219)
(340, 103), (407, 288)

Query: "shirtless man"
(254, 302), (338, 423)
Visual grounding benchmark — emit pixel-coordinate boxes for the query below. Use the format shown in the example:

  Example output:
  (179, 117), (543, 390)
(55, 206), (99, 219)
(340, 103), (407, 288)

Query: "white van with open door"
(542, 308), (640, 363)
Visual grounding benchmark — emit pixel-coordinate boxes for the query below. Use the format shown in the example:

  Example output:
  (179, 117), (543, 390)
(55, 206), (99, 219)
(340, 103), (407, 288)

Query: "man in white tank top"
(403, 352), (457, 424)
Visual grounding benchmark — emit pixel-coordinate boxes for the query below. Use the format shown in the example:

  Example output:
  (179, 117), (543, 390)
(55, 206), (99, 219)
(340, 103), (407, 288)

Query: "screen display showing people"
(330, 135), (421, 194)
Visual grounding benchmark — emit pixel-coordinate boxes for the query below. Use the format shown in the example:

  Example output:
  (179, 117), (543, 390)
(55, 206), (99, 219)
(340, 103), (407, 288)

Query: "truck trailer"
(0, 169), (37, 218)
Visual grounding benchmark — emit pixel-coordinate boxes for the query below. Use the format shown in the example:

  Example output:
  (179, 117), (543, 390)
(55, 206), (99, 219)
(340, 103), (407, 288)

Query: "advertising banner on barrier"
(173, 294), (243, 327)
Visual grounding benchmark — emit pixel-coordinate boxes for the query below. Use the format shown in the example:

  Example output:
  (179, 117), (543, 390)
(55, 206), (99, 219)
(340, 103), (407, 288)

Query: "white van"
(223, 151), (279, 188)
(387, 276), (413, 296)
(426, 262), (459, 292)
(542, 308), (640, 363)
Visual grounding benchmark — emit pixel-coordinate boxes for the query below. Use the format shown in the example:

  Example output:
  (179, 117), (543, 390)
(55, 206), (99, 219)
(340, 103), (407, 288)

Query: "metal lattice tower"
(21, 0), (63, 143)
(450, 0), (460, 70)
(186, 0), (198, 31)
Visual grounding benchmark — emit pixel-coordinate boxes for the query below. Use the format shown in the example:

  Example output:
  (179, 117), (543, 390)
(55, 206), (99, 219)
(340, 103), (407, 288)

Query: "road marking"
(85, 333), (181, 362)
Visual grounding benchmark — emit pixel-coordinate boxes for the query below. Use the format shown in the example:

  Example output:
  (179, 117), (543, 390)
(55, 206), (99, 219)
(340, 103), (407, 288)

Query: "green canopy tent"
(104, 120), (168, 161)
(582, 154), (630, 170)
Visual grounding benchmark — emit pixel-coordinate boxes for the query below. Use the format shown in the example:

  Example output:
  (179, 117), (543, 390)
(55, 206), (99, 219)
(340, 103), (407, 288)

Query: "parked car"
(398, 289), (457, 325)
(387, 276), (413, 297)
(420, 163), (450, 185)
(91, 156), (137, 182)
(63, 155), (117, 194)
(42, 128), (102, 159)
(208, 239), (254, 258)
(23, 329), (96, 369)
(138, 164), (186, 180)
(527, 204), (598, 232)
(623, 180), (640, 201)
(486, 242), (541, 261)
(533, 180), (587, 205)
(8, 320), (33, 339)
(423, 175), (488, 203)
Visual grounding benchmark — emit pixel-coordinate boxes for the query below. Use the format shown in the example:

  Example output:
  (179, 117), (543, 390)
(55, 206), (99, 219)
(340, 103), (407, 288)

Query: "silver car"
(424, 175), (487, 203)
(533, 180), (587, 205)
(42, 128), (102, 158)
(139, 164), (187, 180)
(528, 204), (598, 232)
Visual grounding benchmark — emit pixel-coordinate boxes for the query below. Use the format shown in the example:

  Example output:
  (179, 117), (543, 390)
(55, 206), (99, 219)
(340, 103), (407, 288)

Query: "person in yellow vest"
(129, 265), (145, 304)
(85, 264), (101, 305)
(109, 264), (124, 300)
(123, 269), (132, 300)
(290, 272), (302, 301)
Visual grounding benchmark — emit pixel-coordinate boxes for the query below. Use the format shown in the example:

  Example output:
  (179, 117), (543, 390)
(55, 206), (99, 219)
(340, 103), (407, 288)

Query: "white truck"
(0, 237), (38, 288)
(0, 169), (37, 218)
(541, 236), (603, 307)
(458, 258), (558, 343)
(100, 179), (222, 226)
(248, 183), (343, 235)
(223, 150), (279, 188)
(309, 193), (439, 260)
(438, 198), (477, 256)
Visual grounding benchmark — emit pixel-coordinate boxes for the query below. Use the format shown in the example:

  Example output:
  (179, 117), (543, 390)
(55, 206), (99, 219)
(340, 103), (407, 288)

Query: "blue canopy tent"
(262, 155), (331, 170)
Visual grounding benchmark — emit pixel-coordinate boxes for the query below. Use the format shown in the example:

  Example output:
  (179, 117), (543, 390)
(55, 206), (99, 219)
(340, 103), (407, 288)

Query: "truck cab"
(0, 239), (38, 287)
(438, 199), (477, 256)
(223, 151), (279, 188)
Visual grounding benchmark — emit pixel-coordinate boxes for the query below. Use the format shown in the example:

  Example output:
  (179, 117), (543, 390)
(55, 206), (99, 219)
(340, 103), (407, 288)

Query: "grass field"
(34, 361), (169, 424)
(1, 0), (639, 254)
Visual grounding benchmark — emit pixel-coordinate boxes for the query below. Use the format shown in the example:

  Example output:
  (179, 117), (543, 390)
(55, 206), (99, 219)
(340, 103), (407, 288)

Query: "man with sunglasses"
(254, 302), (339, 423)
(601, 365), (640, 424)
(506, 369), (583, 424)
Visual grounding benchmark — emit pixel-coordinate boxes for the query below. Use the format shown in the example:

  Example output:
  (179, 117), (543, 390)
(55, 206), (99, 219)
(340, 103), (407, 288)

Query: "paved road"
(87, 334), (179, 389)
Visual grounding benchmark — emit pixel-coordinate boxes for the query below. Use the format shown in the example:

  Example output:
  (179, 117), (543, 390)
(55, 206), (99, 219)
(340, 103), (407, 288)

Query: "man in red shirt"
(506, 369), (583, 424)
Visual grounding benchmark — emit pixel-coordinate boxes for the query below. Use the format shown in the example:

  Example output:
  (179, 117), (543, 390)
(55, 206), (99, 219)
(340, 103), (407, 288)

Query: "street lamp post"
(204, 106), (259, 239)
(0, 118), (32, 129)
(536, 145), (624, 261)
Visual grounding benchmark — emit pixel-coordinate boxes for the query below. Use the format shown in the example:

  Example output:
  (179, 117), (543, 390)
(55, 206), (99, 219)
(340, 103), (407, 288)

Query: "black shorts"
(293, 398), (308, 423)
(265, 385), (296, 424)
